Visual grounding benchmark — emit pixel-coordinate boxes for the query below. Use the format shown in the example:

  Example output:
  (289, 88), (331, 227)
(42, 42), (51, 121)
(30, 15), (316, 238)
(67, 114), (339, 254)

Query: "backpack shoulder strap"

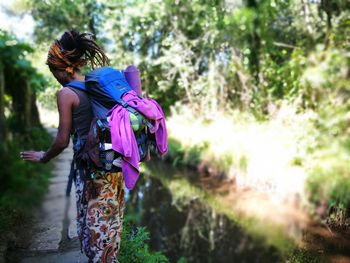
(64, 80), (87, 91)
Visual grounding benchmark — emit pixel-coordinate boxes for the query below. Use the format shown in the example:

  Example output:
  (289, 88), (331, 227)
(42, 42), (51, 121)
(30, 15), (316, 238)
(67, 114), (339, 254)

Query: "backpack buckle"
(116, 99), (129, 108)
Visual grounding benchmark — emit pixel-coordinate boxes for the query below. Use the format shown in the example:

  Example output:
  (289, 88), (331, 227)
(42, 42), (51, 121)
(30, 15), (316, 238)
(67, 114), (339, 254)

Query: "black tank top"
(67, 86), (93, 142)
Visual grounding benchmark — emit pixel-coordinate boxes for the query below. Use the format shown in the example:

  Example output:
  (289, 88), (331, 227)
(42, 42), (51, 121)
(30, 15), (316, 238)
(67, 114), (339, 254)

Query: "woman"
(21, 30), (125, 263)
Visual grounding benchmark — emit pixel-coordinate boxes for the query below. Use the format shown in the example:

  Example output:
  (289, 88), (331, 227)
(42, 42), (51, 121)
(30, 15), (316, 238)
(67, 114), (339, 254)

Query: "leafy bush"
(166, 138), (185, 167)
(119, 222), (169, 263)
(286, 248), (321, 263)
(0, 127), (52, 239)
(306, 154), (350, 224)
(303, 46), (350, 224)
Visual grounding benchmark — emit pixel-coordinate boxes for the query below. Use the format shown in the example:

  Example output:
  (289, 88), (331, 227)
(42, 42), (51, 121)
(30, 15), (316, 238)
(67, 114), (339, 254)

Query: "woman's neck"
(72, 72), (85, 81)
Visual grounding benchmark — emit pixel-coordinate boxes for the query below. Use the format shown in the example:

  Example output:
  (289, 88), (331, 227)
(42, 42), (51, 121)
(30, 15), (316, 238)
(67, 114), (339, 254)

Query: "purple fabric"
(107, 90), (168, 190)
(124, 65), (142, 97)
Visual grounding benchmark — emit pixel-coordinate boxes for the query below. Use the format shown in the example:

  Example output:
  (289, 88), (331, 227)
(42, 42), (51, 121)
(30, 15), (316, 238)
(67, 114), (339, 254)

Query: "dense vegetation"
(0, 30), (52, 246)
(1, 0), (349, 260)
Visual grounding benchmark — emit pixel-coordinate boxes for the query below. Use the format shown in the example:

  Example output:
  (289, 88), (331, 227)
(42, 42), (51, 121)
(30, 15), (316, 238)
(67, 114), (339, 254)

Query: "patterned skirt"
(74, 168), (125, 263)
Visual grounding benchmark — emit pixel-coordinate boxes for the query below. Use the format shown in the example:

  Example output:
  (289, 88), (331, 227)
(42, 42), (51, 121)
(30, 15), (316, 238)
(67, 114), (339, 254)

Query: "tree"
(0, 60), (6, 142)
(0, 30), (46, 133)
(13, 0), (350, 114)
(27, 0), (105, 43)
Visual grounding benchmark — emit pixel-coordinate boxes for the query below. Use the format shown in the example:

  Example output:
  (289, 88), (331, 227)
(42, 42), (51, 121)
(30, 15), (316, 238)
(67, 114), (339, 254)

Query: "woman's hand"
(20, 151), (46, 163)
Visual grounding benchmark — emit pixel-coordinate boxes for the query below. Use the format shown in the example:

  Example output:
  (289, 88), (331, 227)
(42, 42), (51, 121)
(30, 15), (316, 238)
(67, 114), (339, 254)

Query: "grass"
(286, 248), (324, 263)
(0, 127), (52, 244)
(305, 136), (350, 225)
(303, 96), (350, 224)
(166, 104), (314, 200)
(165, 103), (350, 226)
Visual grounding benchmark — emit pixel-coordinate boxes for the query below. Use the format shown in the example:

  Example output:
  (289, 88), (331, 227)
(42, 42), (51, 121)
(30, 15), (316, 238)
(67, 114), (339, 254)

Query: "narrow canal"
(124, 160), (350, 263)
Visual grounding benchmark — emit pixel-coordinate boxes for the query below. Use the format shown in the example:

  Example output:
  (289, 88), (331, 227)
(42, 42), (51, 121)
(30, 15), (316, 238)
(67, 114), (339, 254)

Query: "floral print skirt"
(74, 168), (125, 263)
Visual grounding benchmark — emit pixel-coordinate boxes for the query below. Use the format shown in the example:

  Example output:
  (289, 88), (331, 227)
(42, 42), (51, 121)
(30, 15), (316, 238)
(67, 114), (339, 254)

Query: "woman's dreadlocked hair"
(46, 29), (109, 75)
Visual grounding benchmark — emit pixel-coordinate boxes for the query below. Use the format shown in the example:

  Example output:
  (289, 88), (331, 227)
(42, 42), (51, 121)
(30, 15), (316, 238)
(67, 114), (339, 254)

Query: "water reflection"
(124, 163), (281, 263)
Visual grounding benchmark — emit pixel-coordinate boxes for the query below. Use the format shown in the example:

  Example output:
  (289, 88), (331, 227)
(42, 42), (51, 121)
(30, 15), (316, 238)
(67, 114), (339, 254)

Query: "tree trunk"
(24, 80), (32, 129)
(0, 62), (6, 143)
(5, 70), (41, 132)
(246, 0), (261, 84)
(320, 0), (333, 47)
(24, 80), (41, 128)
(10, 79), (34, 132)
(301, 0), (313, 34)
(30, 91), (41, 127)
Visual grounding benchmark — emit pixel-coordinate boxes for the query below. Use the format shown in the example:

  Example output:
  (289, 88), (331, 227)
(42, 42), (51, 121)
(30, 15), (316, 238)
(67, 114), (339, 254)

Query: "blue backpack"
(65, 66), (153, 171)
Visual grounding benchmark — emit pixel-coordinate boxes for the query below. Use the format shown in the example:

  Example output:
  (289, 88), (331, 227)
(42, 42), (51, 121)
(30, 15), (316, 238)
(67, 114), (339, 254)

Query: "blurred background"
(0, 0), (349, 262)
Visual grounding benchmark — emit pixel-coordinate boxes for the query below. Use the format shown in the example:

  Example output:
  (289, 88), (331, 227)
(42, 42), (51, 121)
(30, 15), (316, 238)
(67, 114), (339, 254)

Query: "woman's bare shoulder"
(56, 87), (79, 106)
(56, 86), (76, 96)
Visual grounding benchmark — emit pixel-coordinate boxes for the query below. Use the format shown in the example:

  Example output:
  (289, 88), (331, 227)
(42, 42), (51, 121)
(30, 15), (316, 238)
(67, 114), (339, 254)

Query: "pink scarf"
(107, 90), (167, 190)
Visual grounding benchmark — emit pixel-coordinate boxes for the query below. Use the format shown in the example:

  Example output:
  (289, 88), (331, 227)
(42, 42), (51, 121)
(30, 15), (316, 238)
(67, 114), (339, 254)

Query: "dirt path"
(7, 128), (89, 263)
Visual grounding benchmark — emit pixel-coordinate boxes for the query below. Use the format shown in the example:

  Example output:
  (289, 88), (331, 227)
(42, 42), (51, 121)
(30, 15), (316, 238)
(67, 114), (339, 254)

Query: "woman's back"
(67, 85), (93, 143)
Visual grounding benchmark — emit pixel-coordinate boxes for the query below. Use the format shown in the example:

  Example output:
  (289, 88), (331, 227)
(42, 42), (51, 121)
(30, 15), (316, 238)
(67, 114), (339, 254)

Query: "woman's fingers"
(22, 155), (37, 161)
(21, 153), (35, 158)
(21, 152), (32, 156)
(20, 151), (42, 162)
(21, 151), (35, 156)
(21, 153), (35, 159)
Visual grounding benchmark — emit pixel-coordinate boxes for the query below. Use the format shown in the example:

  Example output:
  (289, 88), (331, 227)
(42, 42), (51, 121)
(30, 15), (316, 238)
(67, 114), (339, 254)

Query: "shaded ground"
(6, 128), (89, 263)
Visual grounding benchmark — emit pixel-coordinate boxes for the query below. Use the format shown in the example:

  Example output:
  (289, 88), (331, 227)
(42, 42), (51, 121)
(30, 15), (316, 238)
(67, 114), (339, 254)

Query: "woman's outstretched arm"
(21, 88), (77, 163)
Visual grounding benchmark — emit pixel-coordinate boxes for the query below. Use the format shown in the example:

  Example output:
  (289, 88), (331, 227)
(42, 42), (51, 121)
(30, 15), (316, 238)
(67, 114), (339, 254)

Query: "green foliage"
(0, 127), (52, 238)
(0, 30), (47, 93)
(0, 30), (47, 133)
(166, 138), (185, 167)
(286, 247), (322, 263)
(166, 138), (209, 169)
(28, 0), (105, 43)
(307, 165), (350, 213)
(119, 222), (169, 263)
(176, 257), (187, 263)
(304, 43), (350, 214)
(306, 136), (350, 223)
(183, 143), (208, 168)
(18, 0), (349, 114)
(0, 30), (33, 59)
